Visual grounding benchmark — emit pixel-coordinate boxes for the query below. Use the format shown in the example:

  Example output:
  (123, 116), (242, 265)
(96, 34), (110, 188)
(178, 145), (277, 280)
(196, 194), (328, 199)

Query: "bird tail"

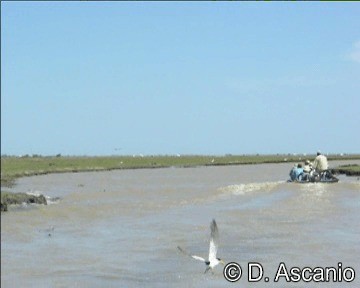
(204, 267), (211, 274)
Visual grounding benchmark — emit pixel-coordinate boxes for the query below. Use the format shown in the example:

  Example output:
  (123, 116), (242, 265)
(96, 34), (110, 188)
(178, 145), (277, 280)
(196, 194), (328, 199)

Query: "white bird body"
(178, 219), (224, 273)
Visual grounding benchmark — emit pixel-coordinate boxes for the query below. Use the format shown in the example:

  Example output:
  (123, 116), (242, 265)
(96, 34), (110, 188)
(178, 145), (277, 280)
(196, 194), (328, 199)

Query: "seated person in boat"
(289, 163), (304, 181)
(289, 164), (297, 181)
(302, 160), (313, 181)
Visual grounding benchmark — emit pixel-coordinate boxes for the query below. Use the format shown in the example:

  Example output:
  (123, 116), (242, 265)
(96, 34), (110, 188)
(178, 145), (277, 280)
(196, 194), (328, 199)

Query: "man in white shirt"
(313, 151), (328, 172)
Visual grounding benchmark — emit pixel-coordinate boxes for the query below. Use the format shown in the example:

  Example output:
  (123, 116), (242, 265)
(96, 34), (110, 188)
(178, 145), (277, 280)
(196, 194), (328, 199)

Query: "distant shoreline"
(2, 154), (360, 188)
(1, 155), (359, 212)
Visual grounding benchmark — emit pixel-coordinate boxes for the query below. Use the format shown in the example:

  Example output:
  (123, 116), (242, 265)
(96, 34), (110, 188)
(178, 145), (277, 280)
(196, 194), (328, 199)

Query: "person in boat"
(302, 160), (313, 181)
(289, 163), (304, 181)
(303, 160), (313, 173)
(313, 151), (328, 172)
(289, 164), (297, 181)
(312, 151), (336, 181)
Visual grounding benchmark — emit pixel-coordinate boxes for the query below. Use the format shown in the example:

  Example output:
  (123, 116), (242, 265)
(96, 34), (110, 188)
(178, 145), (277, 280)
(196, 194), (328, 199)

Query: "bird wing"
(208, 219), (219, 262)
(177, 246), (206, 262)
(191, 255), (206, 262)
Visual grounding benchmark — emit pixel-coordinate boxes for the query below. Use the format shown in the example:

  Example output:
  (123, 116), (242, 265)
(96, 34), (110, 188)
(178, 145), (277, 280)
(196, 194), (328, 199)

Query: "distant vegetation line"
(1, 154), (360, 187)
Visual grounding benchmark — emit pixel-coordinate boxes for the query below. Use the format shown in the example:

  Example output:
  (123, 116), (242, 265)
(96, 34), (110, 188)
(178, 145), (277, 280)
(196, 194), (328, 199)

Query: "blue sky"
(1, 2), (360, 156)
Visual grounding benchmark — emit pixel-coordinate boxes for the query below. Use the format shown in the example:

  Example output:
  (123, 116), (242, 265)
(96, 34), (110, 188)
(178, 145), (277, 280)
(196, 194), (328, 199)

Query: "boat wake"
(218, 181), (284, 196)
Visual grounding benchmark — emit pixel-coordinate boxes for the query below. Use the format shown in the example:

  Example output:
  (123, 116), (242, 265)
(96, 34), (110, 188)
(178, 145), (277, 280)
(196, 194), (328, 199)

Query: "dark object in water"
(1, 202), (8, 212)
(1, 192), (47, 212)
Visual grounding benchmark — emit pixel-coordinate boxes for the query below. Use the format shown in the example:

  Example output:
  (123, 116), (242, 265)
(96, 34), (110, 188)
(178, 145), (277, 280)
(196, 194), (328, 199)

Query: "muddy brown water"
(1, 161), (360, 287)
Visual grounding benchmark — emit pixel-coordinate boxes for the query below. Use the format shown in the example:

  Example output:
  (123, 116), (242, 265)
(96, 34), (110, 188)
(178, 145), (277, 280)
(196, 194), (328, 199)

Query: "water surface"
(2, 161), (360, 287)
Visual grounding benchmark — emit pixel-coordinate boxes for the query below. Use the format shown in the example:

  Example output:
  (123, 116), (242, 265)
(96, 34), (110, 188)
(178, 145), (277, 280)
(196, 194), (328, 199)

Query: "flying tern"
(178, 219), (225, 274)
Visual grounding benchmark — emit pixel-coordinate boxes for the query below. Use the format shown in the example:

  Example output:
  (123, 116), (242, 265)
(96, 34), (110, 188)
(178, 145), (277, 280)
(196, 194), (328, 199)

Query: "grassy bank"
(331, 164), (360, 176)
(2, 154), (360, 187)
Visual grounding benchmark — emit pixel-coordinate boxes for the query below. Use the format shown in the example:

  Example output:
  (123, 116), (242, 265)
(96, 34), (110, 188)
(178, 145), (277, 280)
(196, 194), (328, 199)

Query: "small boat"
(288, 170), (339, 183)
(288, 178), (339, 184)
